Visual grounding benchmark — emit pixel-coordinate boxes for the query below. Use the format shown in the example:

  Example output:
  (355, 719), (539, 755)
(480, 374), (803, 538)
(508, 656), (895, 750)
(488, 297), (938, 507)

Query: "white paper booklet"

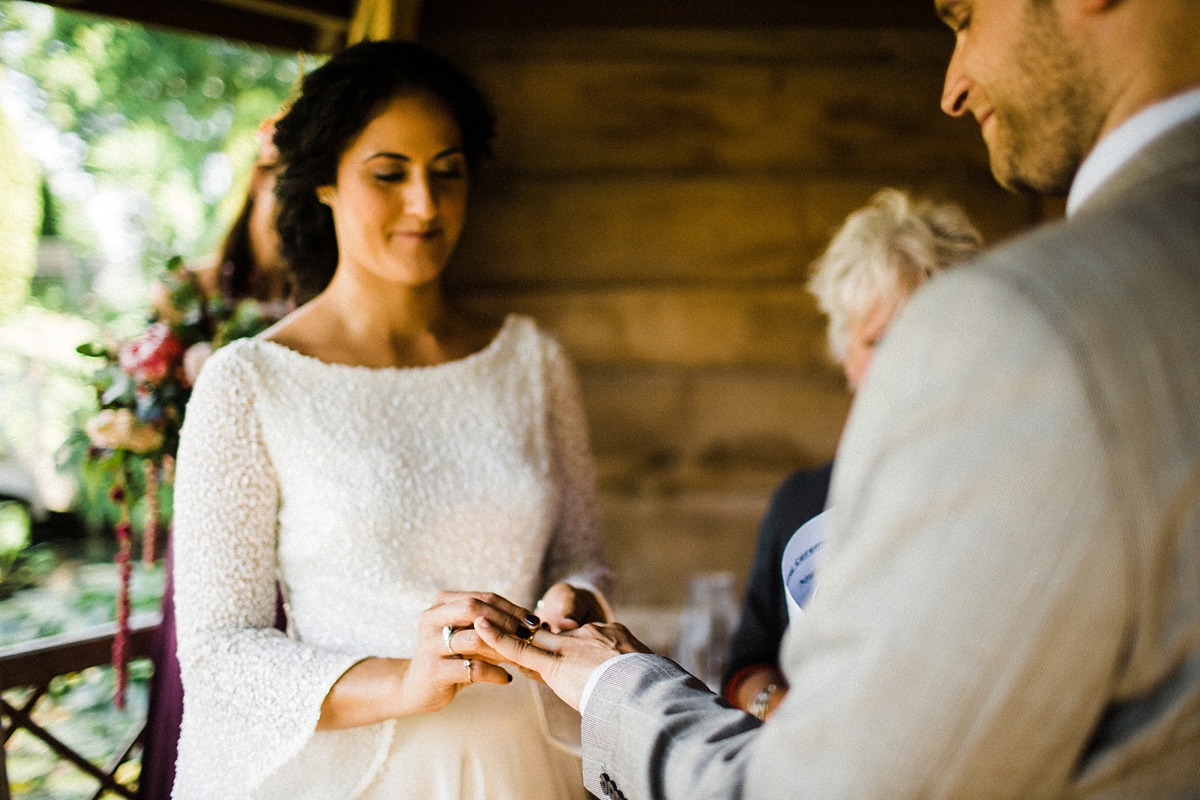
(781, 509), (830, 623)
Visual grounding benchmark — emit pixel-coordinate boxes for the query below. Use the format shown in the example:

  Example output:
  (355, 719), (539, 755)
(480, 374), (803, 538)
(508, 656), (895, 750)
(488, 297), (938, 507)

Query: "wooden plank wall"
(426, 28), (1055, 608)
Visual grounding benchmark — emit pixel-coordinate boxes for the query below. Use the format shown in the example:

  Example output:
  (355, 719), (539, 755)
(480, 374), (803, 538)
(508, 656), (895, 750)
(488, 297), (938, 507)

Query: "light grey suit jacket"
(582, 114), (1200, 800)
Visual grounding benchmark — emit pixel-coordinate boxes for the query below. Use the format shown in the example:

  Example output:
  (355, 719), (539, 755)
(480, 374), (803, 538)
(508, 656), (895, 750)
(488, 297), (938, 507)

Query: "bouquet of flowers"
(72, 256), (284, 704)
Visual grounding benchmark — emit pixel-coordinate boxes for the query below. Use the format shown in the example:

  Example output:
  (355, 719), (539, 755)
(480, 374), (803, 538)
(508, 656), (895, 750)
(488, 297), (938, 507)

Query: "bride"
(171, 40), (612, 800)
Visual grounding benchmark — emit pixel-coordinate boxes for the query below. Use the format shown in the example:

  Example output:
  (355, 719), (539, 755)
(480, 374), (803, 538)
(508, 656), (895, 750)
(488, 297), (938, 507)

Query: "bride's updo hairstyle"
(273, 40), (495, 301)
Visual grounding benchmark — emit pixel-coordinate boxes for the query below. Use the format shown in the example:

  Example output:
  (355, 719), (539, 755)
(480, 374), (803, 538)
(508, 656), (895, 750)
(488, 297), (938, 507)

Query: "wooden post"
(348, 0), (424, 44)
(393, 0), (423, 41)
(1, 718), (10, 800)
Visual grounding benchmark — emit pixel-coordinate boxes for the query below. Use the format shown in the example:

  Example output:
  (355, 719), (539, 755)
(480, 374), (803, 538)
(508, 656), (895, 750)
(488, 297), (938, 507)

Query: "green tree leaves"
(0, 96), (41, 319)
(0, 0), (303, 272)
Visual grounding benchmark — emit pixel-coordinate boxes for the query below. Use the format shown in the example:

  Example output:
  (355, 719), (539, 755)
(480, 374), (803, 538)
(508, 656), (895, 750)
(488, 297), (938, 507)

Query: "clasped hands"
(431, 582), (652, 712)
(318, 582), (650, 729)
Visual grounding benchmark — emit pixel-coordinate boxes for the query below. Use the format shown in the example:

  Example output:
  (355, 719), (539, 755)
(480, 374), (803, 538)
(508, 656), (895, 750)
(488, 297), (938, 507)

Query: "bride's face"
(317, 91), (469, 288)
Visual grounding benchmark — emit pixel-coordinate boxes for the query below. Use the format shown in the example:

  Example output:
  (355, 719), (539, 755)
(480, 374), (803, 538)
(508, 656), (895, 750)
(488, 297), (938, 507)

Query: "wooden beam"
(456, 286), (831, 370)
(35, 0), (352, 52)
(447, 175), (1028, 290)
(207, 0), (350, 31)
(30, 0), (941, 52)
(421, 0), (944, 32)
(32, 0), (940, 52)
(347, 0), (423, 43)
(394, 0), (423, 41)
(0, 613), (160, 691)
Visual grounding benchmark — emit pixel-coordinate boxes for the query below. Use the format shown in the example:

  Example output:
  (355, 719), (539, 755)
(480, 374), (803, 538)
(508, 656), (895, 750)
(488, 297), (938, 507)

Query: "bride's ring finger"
(463, 658), (474, 683)
(443, 625), (458, 655)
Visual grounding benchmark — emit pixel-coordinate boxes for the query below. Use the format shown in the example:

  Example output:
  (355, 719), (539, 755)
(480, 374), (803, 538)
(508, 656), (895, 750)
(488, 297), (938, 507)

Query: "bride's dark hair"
(273, 40), (495, 301)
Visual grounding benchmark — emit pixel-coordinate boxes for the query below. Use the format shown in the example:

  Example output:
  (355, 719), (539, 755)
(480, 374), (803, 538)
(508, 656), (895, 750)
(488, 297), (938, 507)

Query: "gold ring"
(442, 625), (458, 655)
(463, 658), (474, 683)
(515, 624), (537, 643)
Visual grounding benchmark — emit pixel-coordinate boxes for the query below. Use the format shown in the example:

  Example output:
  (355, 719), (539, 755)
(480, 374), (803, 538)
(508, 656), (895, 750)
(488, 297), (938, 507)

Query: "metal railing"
(0, 614), (160, 800)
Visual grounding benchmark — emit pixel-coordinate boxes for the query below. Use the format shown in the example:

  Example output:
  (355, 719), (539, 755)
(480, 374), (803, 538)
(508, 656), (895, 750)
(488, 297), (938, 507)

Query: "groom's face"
(936, 0), (1104, 196)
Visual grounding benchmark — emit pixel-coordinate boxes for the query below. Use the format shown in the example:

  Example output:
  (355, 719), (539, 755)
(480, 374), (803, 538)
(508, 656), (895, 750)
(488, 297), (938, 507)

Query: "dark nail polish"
(524, 614), (541, 627)
(540, 622), (550, 631)
(506, 672), (513, 683)
(515, 624), (533, 640)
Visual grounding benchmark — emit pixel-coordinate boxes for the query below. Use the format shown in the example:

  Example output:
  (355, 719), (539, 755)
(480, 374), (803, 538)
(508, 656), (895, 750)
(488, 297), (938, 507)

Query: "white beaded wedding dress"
(170, 315), (611, 800)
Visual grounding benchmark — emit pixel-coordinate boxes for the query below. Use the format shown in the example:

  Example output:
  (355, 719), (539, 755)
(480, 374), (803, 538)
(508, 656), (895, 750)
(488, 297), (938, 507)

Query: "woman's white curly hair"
(808, 188), (984, 364)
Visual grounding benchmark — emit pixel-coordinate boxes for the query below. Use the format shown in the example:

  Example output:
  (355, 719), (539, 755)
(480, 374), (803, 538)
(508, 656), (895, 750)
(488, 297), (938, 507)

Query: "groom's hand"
(536, 582), (607, 632)
(475, 616), (652, 711)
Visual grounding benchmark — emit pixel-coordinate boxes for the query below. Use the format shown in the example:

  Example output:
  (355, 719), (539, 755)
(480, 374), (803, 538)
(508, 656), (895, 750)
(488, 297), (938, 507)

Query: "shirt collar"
(1067, 86), (1200, 217)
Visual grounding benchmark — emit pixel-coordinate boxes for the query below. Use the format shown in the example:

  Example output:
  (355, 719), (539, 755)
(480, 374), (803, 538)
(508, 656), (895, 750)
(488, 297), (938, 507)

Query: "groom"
(477, 0), (1200, 797)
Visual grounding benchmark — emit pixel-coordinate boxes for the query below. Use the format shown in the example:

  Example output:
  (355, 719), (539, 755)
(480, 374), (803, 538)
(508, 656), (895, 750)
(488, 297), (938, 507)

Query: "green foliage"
(0, 499), (30, 554)
(63, 255), (281, 542)
(0, 501), (57, 600)
(213, 294), (278, 346)
(0, 1), (309, 562)
(0, 0), (304, 267)
(39, 178), (57, 236)
(0, 540), (56, 601)
(0, 560), (165, 646)
(0, 14), (305, 790)
(0, 96), (42, 320)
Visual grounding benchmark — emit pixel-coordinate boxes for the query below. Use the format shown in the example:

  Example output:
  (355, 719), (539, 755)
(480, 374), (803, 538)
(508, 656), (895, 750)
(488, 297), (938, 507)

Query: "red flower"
(119, 323), (185, 385)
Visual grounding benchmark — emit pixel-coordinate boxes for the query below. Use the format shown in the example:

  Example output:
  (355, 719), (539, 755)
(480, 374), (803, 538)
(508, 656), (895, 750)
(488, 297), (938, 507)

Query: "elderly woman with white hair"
(722, 188), (983, 721)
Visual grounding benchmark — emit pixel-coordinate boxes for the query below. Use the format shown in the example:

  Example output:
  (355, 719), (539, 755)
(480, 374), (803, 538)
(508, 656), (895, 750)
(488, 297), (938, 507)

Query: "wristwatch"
(747, 683), (778, 721)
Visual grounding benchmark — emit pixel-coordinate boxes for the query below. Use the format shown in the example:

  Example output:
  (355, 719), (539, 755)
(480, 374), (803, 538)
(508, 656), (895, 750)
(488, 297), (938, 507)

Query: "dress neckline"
(251, 313), (518, 375)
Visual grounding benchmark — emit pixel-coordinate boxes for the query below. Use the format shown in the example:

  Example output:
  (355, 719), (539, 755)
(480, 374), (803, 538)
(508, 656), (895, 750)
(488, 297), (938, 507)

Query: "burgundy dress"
(137, 539), (286, 799)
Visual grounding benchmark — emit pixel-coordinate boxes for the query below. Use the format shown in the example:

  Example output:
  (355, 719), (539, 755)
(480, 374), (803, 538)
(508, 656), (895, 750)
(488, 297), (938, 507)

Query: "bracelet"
(724, 665), (763, 705)
(747, 683), (778, 721)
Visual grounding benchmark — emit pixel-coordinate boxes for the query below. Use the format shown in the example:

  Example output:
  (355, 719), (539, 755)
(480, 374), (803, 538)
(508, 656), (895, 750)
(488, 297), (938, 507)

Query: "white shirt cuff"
(578, 652), (642, 715)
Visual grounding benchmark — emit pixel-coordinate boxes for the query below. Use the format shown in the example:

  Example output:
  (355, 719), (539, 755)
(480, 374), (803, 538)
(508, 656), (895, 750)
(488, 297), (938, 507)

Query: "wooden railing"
(0, 614), (160, 800)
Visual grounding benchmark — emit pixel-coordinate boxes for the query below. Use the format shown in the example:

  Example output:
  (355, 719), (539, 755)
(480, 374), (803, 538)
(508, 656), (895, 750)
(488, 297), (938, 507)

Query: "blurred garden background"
(0, 1), (304, 793)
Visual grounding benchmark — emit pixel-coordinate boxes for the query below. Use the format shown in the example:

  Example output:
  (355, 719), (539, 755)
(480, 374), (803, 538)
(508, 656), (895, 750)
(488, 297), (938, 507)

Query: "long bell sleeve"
(538, 335), (615, 611)
(170, 345), (369, 799)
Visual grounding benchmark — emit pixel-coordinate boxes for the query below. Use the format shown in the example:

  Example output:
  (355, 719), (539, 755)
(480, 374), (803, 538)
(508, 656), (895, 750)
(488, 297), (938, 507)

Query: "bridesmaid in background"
(138, 115), (292, 800)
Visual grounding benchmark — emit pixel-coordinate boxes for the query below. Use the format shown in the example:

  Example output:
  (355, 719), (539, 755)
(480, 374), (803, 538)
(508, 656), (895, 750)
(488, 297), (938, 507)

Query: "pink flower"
(119, 323), (185, 385)
(85, 409), (164, 453)
(182, 341), (214, 388)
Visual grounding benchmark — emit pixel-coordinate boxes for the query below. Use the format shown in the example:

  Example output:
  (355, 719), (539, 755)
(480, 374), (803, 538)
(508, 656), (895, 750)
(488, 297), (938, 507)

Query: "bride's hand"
(317, 592), (541, 729)
(535, 583), (607, 633)
(401, 591), (541, 714)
